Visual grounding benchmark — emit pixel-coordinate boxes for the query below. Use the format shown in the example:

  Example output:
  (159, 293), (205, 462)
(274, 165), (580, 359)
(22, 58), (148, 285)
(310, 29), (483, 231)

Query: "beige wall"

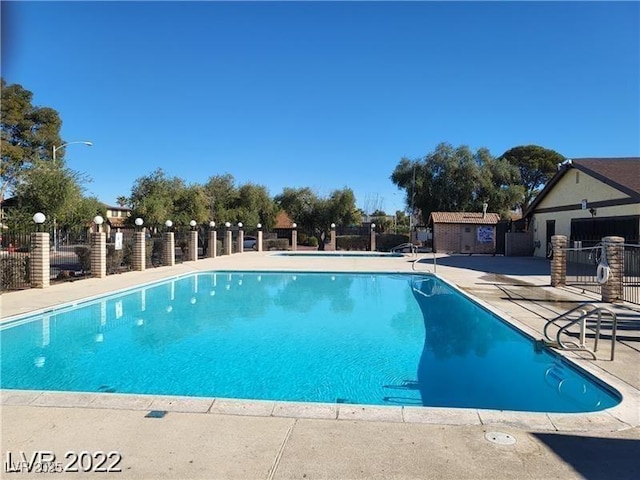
(538, 169), (630, 208)
(531, 168), (640, 257)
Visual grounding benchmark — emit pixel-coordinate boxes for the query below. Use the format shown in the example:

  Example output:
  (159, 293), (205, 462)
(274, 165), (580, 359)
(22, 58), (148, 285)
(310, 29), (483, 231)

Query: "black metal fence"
(565, 246), (602, 296)
(0, 230), (31, 291)
(564, 243), (640, 304)
(623, 244), (640, 305)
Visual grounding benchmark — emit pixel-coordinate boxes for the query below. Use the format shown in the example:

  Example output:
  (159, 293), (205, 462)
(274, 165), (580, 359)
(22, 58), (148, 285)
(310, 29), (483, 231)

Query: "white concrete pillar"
(208, 228), (217, 258)
(133, 230), (146, 271)
(257, 224), (263, 252)
(237, 223), (244, 253)
(30, 232), (50, 288)
(163, 232), (175, 266)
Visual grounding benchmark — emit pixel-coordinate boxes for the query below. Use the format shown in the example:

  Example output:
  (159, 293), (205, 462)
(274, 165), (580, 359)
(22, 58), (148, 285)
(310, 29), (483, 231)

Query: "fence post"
(91, 232), (106, 278)
(370, 224), (377, 252)
(208, 227), (217, 258)
(237, 223), (244, 253)
(291, 223), (297, 251)
(601, 236), (624, 302)
(225, 223), (232, 255)
(257, 224), (263, 252)
(188, 229), (198, 262)
(164, 232), (175, 266)
(330, 223), (336, 251)
(30, 232), (50, 288)
(550, 235), (567, 287)
(133, 229), (146, 271)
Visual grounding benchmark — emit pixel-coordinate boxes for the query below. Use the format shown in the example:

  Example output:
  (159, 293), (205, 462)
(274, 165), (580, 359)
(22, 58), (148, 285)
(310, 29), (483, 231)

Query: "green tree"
(172, 184), (210, 229)
(391, 143), (525, 222)
(233, 183), (277, 231)
(475, 149), (524, 219)
(127, 168), (186, 229)
(202, 174), (239, 223)
(1, 78), (63, 204)
(8, 160), (94, 231)
(370, 209), (392, 233)
(275, 187), (359, 250)
(498, 145), (565, 210)
(391, 143), (481, 223)
(202, 174), (276, 230)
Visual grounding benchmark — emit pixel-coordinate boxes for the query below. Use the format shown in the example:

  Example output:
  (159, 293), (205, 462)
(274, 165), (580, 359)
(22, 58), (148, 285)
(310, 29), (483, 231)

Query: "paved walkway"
(2, 253), (639, 479)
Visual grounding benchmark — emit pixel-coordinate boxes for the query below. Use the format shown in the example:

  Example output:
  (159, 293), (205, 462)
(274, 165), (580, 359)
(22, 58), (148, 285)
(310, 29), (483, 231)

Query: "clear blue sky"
(3, 1), (639, 214)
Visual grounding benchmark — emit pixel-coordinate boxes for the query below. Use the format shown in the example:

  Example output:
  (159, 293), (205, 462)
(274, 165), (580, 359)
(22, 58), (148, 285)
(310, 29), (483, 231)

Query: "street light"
(33, 212), (46, 232)
(50, 140), (92, 249)
(52, 141), (93, 162)
(93, 215), (104, 233)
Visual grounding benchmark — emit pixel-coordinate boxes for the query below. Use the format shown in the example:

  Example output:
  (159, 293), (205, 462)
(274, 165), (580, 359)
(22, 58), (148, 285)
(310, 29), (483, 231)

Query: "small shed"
(428, 212), (501, 254)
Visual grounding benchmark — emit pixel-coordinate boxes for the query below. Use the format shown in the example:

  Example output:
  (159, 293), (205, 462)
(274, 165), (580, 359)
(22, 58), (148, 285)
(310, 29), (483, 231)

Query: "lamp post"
(33, 212), (46, 232)
(31, 213), (49, 288)
(93, 214), (104, 233)
(164, 220), (175, 266)
(50, 141), (92, 250)
(208, 221), (217, 258)
(52, 141), (93, 163)
(224, 222), (232, 255)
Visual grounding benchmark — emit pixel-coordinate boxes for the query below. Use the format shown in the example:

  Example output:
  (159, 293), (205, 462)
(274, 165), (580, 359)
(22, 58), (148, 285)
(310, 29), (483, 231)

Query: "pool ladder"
(411, 252), (437, 274)
(542, 303), (618, 360)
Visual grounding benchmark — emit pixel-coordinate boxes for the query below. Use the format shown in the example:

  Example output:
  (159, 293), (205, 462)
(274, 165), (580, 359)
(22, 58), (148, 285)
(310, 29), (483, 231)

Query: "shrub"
(74, 245), (92, 273)
(264, 238), (290, 251)
(377, 234), (410, 252)
(306, 236), (319, 247)
(336, 235), (369, 251)
(145, 239), (155, 267)
(1, 256), (29, 290)
(178, 239), (188, 258)
(106, 244), (124, 274)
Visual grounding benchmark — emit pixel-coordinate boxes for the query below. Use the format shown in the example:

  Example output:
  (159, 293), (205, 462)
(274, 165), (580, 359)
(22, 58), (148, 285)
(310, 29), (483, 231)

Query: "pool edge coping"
(1, 389), (635, 433)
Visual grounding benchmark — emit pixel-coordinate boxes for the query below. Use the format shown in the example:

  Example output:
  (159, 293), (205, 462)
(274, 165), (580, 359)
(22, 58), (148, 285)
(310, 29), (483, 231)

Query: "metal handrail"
(390, 242), (417, 255)
(543, 302), (601, 341)
(544, 302), (618, 360)
(411, 252), (437, 273)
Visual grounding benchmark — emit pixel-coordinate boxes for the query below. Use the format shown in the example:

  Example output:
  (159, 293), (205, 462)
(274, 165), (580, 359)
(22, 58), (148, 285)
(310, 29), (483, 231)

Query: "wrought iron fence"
(564, 243), (640, 304)
(0, 230), (31, 291)
(565, 245), (602, 296)
(623, 244), (640, 305)
(50, 226), (92, 284)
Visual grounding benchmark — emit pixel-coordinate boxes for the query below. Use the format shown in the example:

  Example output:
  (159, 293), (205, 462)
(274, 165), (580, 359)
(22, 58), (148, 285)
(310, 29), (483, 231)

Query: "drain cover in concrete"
(485, 431), (516, 445)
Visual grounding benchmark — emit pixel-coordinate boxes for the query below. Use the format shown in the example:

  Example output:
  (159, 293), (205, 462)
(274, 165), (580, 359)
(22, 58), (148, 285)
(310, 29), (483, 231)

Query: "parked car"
(243, 235), (257, 250)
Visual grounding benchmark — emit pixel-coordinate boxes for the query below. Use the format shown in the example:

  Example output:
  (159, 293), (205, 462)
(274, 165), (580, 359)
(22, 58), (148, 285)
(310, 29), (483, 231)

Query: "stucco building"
(524, 157), (640, 258)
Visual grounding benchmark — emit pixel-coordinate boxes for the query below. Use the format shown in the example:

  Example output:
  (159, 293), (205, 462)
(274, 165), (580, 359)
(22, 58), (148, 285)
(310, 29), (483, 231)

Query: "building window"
(576, 171), (580, 184)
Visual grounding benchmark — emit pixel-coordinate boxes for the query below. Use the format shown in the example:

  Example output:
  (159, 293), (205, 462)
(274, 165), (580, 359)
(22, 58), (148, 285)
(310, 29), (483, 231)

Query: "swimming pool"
(0, 271), (620, 413)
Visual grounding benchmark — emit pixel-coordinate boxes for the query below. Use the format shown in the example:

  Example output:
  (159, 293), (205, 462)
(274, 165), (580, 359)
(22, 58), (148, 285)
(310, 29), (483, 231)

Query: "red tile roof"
(274, 210), (295, 228)
(429, 212), (501, 225)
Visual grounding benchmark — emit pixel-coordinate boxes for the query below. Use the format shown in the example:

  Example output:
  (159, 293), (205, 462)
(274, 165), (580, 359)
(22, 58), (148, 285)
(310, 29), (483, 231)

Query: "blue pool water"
(0, 272), (620, 412)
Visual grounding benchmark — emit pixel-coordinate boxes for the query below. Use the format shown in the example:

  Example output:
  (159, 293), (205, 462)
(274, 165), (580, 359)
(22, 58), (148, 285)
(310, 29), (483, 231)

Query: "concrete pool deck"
(1, 252), (639, 479)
